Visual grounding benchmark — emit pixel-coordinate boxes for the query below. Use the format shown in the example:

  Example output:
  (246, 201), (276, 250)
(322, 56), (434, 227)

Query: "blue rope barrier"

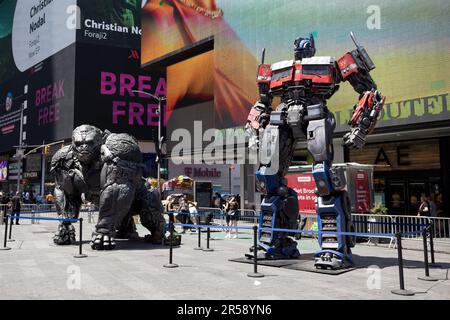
(172, 222), (426, 238)
(6, 215), (79, 223)
(173, 223), (253, 230)
(8, 210), (95, 215)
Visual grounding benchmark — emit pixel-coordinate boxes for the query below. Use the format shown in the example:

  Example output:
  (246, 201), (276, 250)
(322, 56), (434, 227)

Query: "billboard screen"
(0, 44), (76, 152)
(141, 0), (450, 131)
(0, 0), (77, 152)
(77, 0), (142, 49)
(0, 160), (8, 182)
(74, 42), (166, 141)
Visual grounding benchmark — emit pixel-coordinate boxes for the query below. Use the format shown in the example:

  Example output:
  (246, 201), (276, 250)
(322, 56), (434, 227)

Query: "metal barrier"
(169, 221), (434, 296)
(390, 215), (450, 242)
(1, 213), (87, 258)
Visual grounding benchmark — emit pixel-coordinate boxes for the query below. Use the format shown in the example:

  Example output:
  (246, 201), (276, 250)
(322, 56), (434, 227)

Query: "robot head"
(294, 34), (316, 60)
(72, 125), (103, 164)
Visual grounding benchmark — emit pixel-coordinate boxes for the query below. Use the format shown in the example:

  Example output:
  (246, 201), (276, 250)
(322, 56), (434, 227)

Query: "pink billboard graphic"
(286, 172), (317, 215)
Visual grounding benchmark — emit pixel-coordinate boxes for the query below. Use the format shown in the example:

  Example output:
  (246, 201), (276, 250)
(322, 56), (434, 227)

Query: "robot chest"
(268, 59), (337, 92)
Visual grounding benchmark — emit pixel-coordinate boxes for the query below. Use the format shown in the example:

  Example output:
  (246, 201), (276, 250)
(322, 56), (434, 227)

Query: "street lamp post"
(16, 105), (24, 193)
(131, 90), (166, 191)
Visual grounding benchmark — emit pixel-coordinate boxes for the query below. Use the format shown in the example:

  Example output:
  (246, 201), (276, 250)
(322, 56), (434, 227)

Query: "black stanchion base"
(202, 248), (214, 252)
(163, 263), (179, 268)
(418, 276), (438, 282)
(193, 247), (203, 250)
(73, 254), (88, 259)
(247, 272), (264, 278)
(0, 247), (11, 250)
(391, 289), (415, 296)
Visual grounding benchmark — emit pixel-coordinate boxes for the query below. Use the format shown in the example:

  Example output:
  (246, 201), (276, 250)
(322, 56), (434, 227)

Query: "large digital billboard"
(75, 42), (166, 141)
(77, 0), (142, 49)
(141, 0), (450, 131)
(1, 0), (150, 152)
(0, 44), (76, 152)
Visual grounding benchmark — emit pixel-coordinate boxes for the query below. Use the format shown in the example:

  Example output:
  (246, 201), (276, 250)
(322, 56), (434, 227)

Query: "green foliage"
(370, 203), (389, 215)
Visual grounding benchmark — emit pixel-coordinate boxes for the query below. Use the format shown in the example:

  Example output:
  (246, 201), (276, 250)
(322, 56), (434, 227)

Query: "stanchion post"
(203, 227), (214, 252)
(418, 228), (437, 281)
(391, 233), (414, 296)
(247, 225), (264, 278)
(194, 226), (202, 250)
(428, 223), (440, 268)
(1, 215), (11, 250)
(74, 218), (87, 258)
(8, 214), (15, 242)
(164, 220), (178, 268)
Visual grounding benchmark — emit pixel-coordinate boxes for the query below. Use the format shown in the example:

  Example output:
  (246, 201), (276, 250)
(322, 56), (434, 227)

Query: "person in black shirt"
(11, 191), (21, 225)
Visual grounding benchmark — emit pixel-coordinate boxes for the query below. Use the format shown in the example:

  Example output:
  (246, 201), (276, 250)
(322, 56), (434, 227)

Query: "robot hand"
(245, 101), (271, 149)
(344, 89), (385, 149)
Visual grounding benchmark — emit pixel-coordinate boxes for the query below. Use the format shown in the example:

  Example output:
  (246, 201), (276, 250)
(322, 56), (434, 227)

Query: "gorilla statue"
(50, 125), (166, 250)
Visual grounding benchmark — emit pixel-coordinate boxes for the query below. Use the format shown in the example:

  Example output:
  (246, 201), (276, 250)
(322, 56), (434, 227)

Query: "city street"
(1, 219), (449, 300)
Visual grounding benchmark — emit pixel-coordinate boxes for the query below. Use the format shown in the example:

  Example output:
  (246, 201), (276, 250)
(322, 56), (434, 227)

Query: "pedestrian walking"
(11, 191), (22, 225)
(224, 195), (240, 239)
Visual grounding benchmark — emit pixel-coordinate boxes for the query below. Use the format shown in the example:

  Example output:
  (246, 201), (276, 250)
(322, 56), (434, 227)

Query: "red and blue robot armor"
(246, 33), (385, 269)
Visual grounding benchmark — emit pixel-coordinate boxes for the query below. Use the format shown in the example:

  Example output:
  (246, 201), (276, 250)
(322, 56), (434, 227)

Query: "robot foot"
(53, 224), (76, 245)
(247, 241), (301, 260)
(314, 251), (353, 270)
(90, 233), (116, 250)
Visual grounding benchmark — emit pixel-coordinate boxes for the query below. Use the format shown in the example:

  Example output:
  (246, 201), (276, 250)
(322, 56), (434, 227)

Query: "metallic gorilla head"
(294, 34), (316, 60)
(72, 125), (103, 164)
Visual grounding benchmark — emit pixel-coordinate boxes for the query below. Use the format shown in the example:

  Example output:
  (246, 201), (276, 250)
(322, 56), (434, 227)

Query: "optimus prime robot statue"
(51, 125), (167, 250)
(245, 33), (385, 269)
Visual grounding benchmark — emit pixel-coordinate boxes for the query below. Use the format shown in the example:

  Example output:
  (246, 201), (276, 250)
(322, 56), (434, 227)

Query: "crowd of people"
(0, 190), (55, 225)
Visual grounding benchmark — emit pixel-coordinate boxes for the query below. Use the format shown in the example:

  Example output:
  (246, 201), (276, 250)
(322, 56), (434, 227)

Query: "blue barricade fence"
(6, 215), (79, 223)
(2, 214), (87, 258)
(171, 222), (426, 238)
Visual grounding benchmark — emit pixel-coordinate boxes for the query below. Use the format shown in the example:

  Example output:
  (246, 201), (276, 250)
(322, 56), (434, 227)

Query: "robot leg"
(312, 164), (355, 269)
(249, 124), (299, 259)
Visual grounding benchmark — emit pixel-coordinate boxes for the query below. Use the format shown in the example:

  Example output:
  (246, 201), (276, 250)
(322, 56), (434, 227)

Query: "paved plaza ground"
(1, 218), (450, 300)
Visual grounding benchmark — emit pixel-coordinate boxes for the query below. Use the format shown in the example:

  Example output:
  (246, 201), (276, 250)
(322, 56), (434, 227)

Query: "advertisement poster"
(286, 172), (316, 215)
(141, 0), (450, 131)
(354, 170), (371, 213)
(0, 0), (77, 152)
(75, 42), (166, 141)
(77, 0), (142, 49)
(0, 160), (8, 182)
(11, 0), (77, 72)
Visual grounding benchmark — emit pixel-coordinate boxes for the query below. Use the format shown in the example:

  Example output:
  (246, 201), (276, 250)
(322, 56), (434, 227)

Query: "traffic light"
(43, 145), (50, 155)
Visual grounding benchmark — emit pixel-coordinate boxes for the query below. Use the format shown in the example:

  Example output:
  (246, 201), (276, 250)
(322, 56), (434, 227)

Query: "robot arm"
(245, 101), (272, 149)
(337, 32), (386, 149)
(245, 51), (274, 150)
